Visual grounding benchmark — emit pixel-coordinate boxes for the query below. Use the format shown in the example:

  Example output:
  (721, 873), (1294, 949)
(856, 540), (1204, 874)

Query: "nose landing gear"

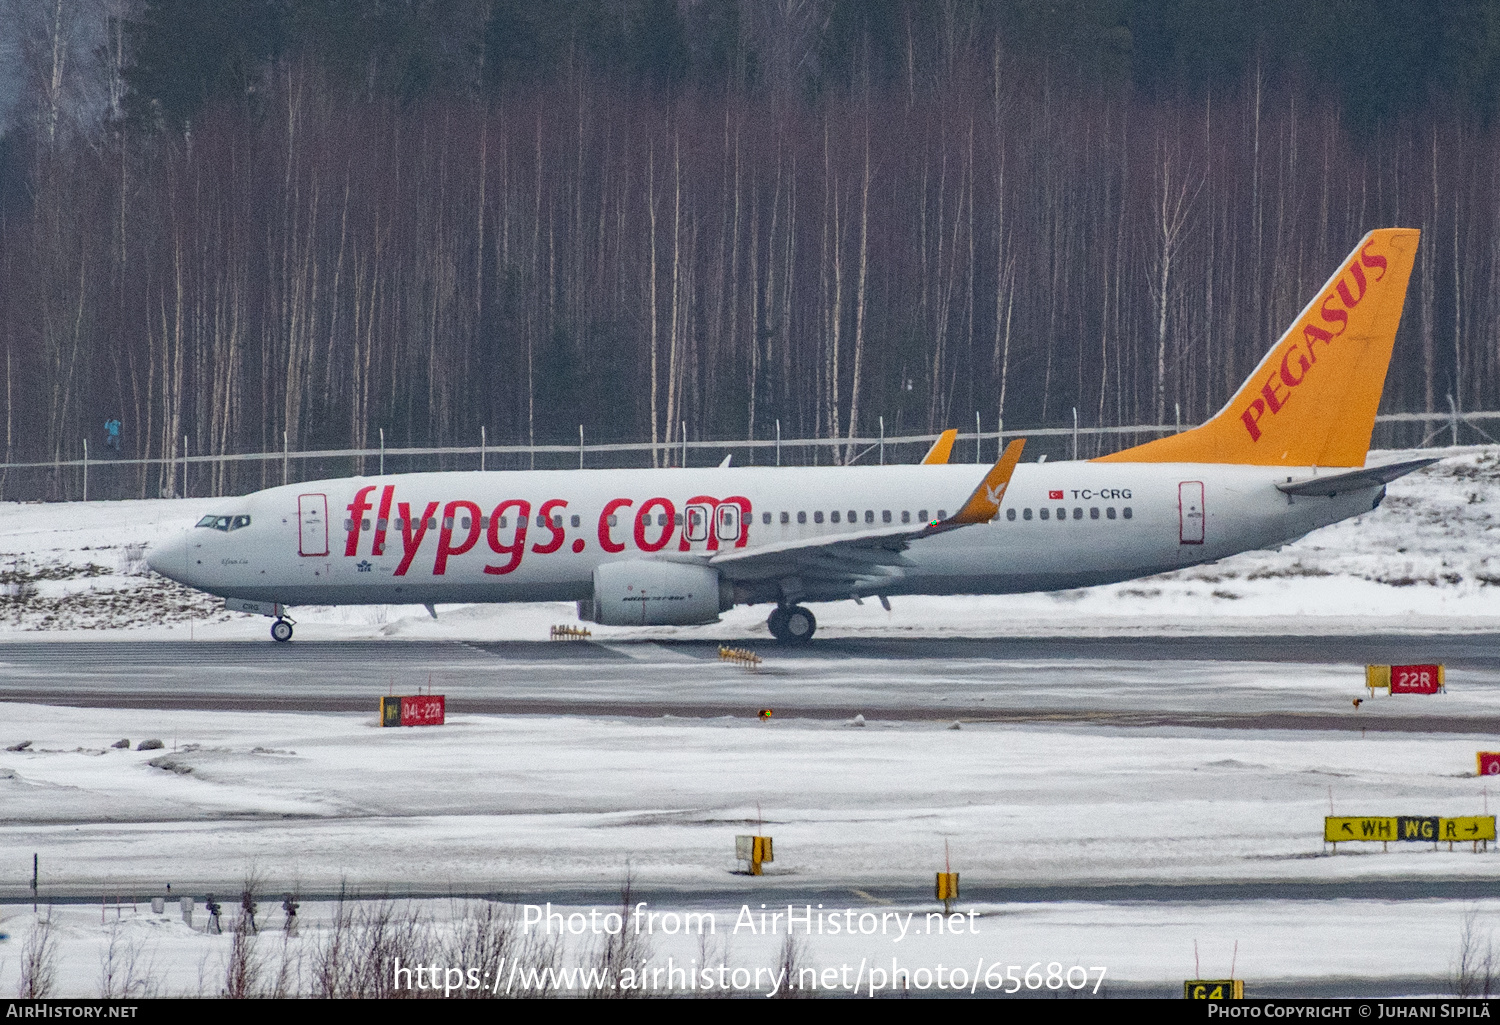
(767, 604), (816, 644)
(271, 618), (295, 643)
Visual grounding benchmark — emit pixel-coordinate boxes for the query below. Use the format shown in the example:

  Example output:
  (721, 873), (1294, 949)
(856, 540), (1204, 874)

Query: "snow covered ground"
(4, 697), (1500, 996)
(0, 445), (1495, 641)
(0, 894), (1492, 997)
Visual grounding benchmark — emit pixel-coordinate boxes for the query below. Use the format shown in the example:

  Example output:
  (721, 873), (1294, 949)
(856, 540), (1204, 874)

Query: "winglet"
(921, 429), (958, 465)
(946, 439), (1026, 525)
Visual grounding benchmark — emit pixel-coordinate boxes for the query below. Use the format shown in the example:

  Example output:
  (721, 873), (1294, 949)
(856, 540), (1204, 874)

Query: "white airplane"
(150, 228), (1431, 644)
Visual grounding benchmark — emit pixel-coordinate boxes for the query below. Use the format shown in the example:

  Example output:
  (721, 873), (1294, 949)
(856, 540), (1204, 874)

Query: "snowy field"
(0, 445), (1495, 641)
(0, 894), (1493, 997)
(5, 699), (1500, 995)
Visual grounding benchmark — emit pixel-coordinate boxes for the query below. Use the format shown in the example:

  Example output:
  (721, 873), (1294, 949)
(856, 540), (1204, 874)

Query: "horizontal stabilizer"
(1275, 457), (1438, 497)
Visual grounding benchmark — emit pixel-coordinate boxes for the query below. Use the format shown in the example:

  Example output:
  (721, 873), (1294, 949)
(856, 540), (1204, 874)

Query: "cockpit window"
(195, 515), (251, 531)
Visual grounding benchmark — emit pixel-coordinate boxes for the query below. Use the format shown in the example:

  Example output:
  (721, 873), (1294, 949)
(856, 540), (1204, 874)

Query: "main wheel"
(767, 606), (790, 642)
(782, 605), (816, 644)
(271, 619), (294, 643)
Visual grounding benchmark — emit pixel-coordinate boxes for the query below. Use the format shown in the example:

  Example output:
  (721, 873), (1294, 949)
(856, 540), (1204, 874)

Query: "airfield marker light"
(936, 839), (959, 914)
(758, 709), (772, 720)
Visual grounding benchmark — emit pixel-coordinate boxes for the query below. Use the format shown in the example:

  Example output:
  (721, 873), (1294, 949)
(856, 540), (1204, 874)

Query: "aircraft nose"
(146, 532), (189, 582)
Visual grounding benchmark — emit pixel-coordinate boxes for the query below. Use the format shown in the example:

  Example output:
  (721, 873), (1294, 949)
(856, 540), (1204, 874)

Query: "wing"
(711, 440), (1026, 600)
(1275, 456), (1438, 497)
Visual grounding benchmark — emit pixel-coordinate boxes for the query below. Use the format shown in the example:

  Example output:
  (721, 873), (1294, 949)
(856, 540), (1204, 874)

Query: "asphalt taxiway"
(0, 634), (1497, 731)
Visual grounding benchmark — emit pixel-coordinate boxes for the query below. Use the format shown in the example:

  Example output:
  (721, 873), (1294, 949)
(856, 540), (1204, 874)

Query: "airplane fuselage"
(149, 461), (1382, 610)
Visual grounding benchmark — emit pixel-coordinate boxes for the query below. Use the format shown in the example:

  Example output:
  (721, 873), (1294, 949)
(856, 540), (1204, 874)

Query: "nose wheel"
(270, 618), (294, 643)
(767, 605), (815, 644)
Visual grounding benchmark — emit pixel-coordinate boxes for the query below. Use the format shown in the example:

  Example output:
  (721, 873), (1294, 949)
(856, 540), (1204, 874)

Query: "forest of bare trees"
(2, 1), (1499, 499)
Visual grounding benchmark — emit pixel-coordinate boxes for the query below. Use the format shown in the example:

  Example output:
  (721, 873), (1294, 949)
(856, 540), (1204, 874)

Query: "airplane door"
(685, 504), (710, 543)
(1178, 481), (1204, 545)
(298, 494), (329, 556)
(716, 504), (741, 543)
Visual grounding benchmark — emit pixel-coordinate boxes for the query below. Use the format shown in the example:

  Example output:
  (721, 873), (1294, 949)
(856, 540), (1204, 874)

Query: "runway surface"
(2, 634), (1499, 731)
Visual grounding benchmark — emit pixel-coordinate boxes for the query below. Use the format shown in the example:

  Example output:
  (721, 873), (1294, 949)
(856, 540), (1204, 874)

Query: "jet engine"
(578, 560), (731, 626)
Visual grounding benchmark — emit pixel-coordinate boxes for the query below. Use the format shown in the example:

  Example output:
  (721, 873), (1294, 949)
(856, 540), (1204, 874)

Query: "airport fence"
(1, 404), (1496, 504)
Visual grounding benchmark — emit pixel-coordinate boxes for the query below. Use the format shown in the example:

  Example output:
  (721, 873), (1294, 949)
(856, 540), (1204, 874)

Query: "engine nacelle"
(579, 560), (731, 626)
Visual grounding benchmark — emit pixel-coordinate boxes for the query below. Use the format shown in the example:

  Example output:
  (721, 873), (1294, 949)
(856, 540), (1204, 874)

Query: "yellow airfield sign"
(1325, 817), (1395, 842)
(1325, 816), (1495, 843)
(1442, 817), (1497, 841)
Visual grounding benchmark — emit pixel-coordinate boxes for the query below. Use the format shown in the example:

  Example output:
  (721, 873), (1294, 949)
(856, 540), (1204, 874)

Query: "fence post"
(1449, 393), (1460, 447)
(776, 419), (781, 467)
(379, 428), (385, 476)
(879, 415), (885, 465)
(682, 421), (688, 468)
(82, 439), (88, 502)
(1072, 407), (1079, 461)
(183, 435), (189, 498)
(976, 410), (982, 463)
(282, 431), (288, 486)
(1175, 401), (1182, 433)
(481, 425), (486, 471)
(579, 424), (584, 469)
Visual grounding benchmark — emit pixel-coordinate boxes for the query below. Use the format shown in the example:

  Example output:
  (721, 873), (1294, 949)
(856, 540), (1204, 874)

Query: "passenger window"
(1023, 508), (1033, 520)
(607, 515), (617, 527)
(901, 511), (911, 524)
(865, 510), (874, 524)
(1090, 508), (1099, 520)
(814, 511), (824, 524)
(427, 518), (437, 529)
(674, 513), (683, 526)
(361, 518), (370, 531)
(568, 515), (578, 528)
(1056, 507), (1066, 520)
(553, 514), (563, 528)
(1039, 508), (1049, 520)
(343, 519), (353, 531)
(797, 511), (807, 524)
(937, 510), (946, 520)
(459, 517), (470, 530)
(918, 510), (928, 522)
(830, 511), (840, 524)
(394, 517), (405, 530)
(1123, 507), (1133, 519)
(882, 510), (891, 524)
(376, 518), (388, 530)
(1106, 507), (1116, 520)
(780, 511), (789, 524)
(498, 516), (508, 528)
(848, 510), (857, 523)
(1073, 508), (1082, 520)
(1006, 508), (1016, 521)
(657, 514), (668, 526)
(762, 512), (771, 525)
(444, 517), (454, 530)
(479, 517), (488, 529)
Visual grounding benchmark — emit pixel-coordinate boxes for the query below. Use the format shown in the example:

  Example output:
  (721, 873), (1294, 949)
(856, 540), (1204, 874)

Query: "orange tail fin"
(1095, 228), (1420, 467)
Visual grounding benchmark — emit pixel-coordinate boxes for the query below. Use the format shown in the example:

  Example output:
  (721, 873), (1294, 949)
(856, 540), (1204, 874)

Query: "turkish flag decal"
(1048, 490), (1063, 500)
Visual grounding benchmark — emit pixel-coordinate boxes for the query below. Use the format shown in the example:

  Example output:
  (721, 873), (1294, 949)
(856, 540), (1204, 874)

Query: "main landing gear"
(767, 604), (816, 644)
(270, 617), (294, 643)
